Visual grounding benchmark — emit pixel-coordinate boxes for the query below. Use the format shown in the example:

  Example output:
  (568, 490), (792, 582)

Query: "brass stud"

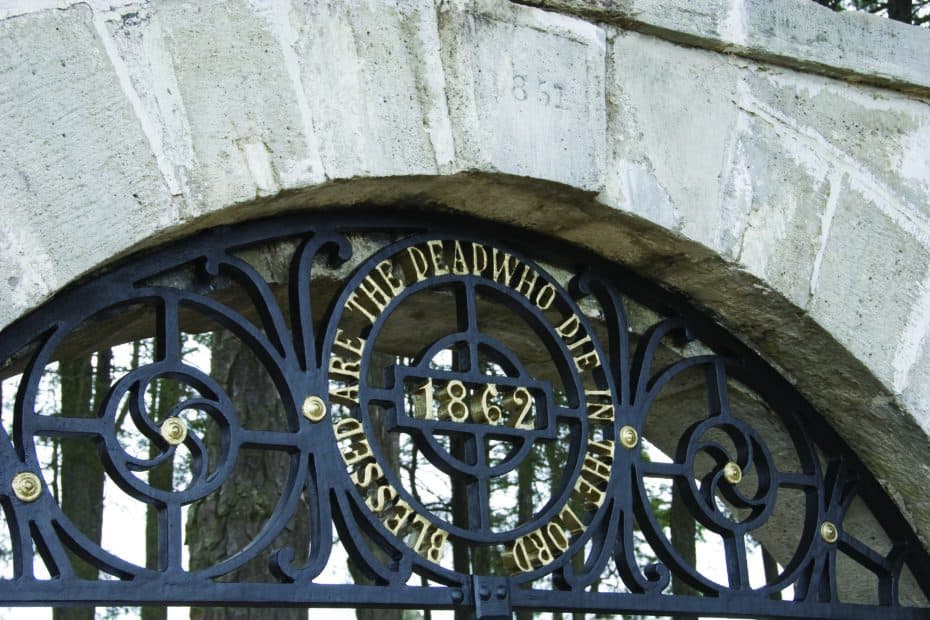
(723, 461), (742, 485)
(619, 425), (639, 449)
(160, 417), (188, 445)
(302, 395), (327, 422)
(820, 521), (839, 544)
(12, 472), (42, 503)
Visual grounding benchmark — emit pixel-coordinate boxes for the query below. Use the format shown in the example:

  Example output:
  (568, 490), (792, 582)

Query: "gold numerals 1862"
(411, 378), (535, 429)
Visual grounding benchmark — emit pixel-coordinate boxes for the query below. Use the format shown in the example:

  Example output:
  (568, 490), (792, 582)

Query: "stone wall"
(1, 0), (929, 545)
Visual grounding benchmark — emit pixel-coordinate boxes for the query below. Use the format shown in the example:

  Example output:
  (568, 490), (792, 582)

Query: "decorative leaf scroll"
(0, 214), (927, 618)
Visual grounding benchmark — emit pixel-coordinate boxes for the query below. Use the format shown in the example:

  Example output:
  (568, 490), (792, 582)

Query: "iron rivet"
(619, 425), (639, 449)
(723, 461), (742, 485)
(479, 585), (491, 600)
(450, 589), (464, 603)
(495, 585), (507, 599)
(302, 395), (327, 422)
(160, 417), (188, 445)
(820, 521), (839, 544)
(12, 472), (41, 502)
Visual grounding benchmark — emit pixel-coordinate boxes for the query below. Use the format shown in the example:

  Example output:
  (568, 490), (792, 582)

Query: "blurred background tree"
(814, 0), (930, 26)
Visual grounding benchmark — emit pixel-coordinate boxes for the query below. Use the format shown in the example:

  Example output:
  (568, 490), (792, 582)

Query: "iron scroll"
(0, 213), (927, 618)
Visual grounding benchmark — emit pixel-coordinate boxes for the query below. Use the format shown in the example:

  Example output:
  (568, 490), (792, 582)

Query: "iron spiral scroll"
(0, 213), (927, 618)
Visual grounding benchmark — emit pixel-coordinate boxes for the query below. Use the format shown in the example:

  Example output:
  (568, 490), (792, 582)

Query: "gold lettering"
(567, 334), (591, 353)
(330, 384), (360, 406)
(556, 315), (581, 340)
(334, 328), (366, 358)
(581, 454), (612, 485)
(345, 291), (377, 324)
(573, 348), (601, 372)
(403, 246), (430, 283)
(327, 239), (634, 571)
(366, 482), (398, 512)
(471, 243), (488, 276)
(329, 354), (361, 381)
(514, 263), (539, 298)
(506, 387), (534, 429)
(503, 538), (533, 573)
(383, 500), (414, 535)
(587, 439), (614, 459)
(425, 528), (448, 563)
(343, 438), (373, 466)
(585, 388), (613, 423)
(374, 259), (405, 296)
(558, 504), (586, 535)
(587, 401), (614, 423)
(408, 513), (442, 558)
(334, 418), (364, 440)
(574, 476), (605, 508)
(526, 530), (554, 566)
(414, 378), (436, 420)
(436, 380), (469, 422)
(491, 248), (518, 286)
(545, 521), (570, 552)
(535, 283), (556, 310)
(504, 526), (570, 574)
(452, 241), (469, 275)
(426, 240), (449, 276)
(351, 461), (384, 488)
(565, 332), (601, 371)
(474, 383), (502, 424)
(356, 274), (393, 315)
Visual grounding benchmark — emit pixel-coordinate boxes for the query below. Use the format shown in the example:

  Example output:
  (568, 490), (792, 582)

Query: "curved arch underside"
(0, 213), (927, 618)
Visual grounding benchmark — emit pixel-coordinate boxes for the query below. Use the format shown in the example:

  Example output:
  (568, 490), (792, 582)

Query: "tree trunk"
(544, 440), (581, 620)
(349, 354), (404, 620)
(347, 428), (404, 620)
(448, 432), (473, 620)
(514, 452), (535, 620)
(142, 373), (181, 620)
(54, 350), (108, 620)
(888, 0), (914, 22)
(187, 331), (308, 620)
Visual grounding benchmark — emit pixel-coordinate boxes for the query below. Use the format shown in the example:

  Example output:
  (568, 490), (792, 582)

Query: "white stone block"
(441, 1), (606, 190)
(292, 0), (449, 179)
(154, 0), (324, 210)
(0, 4), (176, 329)
(603, 30), (740, 250)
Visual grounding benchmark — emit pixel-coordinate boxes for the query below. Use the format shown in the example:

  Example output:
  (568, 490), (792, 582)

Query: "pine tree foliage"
(814, 0), (930, 25)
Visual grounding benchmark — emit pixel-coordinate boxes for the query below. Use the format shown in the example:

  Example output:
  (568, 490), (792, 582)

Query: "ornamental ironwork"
(0, 213), (927, 618)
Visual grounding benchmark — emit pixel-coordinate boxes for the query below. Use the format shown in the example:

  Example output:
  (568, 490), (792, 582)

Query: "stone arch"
(1, 0), (929, 562)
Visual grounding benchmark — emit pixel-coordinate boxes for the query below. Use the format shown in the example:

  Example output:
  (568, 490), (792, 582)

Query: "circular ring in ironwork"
(324, 235), (616, 575)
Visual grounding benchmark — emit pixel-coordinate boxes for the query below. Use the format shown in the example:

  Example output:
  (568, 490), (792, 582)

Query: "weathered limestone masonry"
(1, 0), (929, 548)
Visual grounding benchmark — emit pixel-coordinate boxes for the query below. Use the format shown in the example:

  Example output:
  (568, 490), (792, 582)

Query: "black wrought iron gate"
(0, 213), (927, 618)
